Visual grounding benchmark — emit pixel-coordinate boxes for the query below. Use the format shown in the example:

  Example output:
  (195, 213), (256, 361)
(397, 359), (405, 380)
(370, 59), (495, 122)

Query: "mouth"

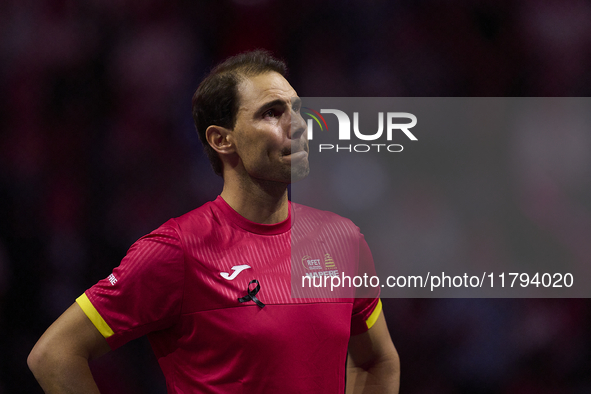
(283, 144), (309, 156)
(281, 145), (309, 165)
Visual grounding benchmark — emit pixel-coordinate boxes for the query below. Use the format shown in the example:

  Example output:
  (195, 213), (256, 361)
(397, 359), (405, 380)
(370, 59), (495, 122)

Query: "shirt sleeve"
(76, 220), (185, 350)
(350, 233), (382, 336)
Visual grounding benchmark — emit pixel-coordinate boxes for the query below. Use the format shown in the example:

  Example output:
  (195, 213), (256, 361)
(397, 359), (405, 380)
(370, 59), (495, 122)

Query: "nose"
(289, 107), (307, 140)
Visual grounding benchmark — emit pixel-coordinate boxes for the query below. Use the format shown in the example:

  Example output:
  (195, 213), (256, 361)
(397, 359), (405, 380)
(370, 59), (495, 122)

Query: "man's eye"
(264, 109), (278, 118)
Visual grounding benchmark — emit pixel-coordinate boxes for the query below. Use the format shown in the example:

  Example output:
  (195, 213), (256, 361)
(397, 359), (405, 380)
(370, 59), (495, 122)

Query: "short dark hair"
(191, 50), (288, 176)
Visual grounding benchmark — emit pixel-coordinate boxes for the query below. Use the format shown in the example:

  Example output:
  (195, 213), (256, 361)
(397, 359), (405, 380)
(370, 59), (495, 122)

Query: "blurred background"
(1, 0), (591, 392)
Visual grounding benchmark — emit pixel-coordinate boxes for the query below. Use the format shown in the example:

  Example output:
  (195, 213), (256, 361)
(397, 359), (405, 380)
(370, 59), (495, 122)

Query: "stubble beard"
(290, 159), (310, 183)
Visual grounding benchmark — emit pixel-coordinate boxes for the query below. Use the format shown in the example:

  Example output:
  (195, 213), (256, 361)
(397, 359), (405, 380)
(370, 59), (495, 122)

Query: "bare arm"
(27, 302), (111, 393)
(346, 311), (400, 394)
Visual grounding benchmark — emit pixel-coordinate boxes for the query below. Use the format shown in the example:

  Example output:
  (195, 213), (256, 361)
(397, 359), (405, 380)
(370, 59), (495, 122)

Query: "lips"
(283, 144), (309, 156)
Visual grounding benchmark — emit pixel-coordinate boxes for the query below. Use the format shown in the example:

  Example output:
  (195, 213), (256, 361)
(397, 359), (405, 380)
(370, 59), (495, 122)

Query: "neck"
(220, 175), (289, 224)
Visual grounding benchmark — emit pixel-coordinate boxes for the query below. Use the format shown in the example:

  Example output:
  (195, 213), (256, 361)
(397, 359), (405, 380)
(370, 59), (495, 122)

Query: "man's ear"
(206, 125), (235, 156)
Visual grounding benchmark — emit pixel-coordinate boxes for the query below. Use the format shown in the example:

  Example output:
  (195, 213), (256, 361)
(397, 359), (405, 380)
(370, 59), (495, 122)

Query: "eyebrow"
(256, 97), (302, 114)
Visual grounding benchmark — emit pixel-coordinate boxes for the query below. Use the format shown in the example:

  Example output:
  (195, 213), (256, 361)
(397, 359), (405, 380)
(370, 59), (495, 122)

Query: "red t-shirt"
(77, 196), (381, 393)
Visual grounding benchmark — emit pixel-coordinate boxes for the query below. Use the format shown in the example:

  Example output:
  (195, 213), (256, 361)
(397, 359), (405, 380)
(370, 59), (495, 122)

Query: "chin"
(290, 164), (310, 183)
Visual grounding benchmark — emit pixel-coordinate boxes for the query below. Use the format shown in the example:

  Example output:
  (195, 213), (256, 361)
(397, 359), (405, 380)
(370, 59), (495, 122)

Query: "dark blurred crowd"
(1, 0), (591, 393)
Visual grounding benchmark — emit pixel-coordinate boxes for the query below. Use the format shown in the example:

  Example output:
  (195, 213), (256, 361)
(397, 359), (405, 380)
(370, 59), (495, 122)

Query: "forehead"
(236, 71), (298, 112)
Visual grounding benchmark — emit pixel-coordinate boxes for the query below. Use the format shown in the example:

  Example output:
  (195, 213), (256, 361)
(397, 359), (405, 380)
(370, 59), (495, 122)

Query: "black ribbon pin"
(238, 279), (265, 308)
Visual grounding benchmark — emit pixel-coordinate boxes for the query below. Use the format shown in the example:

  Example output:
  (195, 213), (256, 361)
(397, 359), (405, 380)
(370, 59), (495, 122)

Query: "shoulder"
(292, 202), (359, 231)
(166, 200), (220, 235)
(159, 199), (236, 250)
(291, 203), (361, 246)
(173, 199), (217, 221)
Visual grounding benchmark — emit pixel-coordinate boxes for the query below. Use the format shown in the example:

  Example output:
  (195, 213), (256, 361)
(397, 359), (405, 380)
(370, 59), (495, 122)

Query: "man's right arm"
(27, 302), (111, 393)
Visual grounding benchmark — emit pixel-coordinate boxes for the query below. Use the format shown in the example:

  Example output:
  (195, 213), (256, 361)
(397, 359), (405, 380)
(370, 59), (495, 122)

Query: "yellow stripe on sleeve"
(76, 293), (114, 339)
(365, 298), (383, 330)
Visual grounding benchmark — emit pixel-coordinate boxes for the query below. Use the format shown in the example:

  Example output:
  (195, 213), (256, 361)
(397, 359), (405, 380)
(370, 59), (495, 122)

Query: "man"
(28, 50), (400, 393)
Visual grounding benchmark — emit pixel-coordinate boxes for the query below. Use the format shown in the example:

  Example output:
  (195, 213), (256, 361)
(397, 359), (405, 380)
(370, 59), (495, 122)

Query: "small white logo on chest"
(220, 265), (251, 280)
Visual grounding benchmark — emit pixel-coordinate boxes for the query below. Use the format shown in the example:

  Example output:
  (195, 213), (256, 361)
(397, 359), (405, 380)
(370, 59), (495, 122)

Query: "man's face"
(231, 71), (309, 184)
